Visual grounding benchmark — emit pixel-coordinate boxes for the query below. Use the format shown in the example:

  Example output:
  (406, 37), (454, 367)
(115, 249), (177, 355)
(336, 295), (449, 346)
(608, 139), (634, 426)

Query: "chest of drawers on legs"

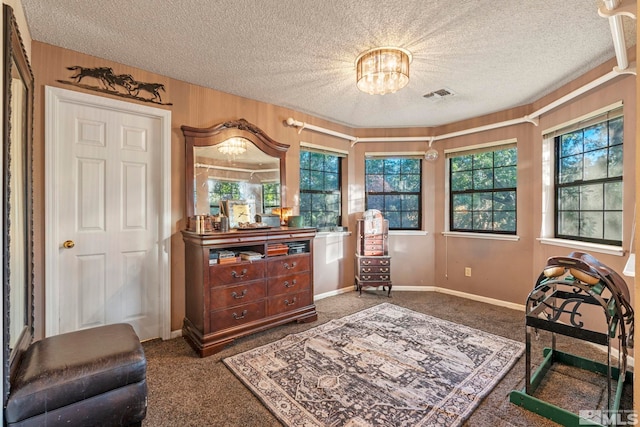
(182, 228), (318, 357)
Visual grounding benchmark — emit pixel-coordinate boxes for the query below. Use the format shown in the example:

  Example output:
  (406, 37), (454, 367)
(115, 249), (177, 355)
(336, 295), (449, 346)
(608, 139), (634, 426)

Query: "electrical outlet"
(465, 267), (472, 277)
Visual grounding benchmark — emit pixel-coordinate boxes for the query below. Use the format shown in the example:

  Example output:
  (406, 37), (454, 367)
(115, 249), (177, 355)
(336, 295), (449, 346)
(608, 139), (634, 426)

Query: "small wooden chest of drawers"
(355, 254), (392, 296)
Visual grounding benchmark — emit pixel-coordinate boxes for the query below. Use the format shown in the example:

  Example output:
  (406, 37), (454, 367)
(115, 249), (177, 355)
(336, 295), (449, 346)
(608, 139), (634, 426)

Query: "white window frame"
(442, 139), (520, 241)
(538, 101), (624, 256)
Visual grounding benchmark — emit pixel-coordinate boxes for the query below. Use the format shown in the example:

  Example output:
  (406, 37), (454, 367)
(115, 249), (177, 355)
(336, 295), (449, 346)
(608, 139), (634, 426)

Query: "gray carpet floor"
(142, 290), (632, 426)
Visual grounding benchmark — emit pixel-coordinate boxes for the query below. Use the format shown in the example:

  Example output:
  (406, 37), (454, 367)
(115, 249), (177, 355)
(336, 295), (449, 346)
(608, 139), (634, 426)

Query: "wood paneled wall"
(29, 42), (636, 347)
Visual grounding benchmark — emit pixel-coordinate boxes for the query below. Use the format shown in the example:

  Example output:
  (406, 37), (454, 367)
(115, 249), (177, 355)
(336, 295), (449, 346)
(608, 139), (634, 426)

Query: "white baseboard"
(387, 285), (526, 311)
(314, 286), (355, 301)
(170, 329), (182, 339)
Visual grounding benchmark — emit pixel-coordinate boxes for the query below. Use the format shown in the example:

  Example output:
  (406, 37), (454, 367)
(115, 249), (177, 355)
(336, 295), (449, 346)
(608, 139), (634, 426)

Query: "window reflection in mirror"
(8, 61), (28, 349)
(193, 139), (280, 216)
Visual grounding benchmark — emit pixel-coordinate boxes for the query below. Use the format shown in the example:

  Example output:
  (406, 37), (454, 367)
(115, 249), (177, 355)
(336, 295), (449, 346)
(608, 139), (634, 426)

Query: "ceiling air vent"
(423, 88), (455, 100)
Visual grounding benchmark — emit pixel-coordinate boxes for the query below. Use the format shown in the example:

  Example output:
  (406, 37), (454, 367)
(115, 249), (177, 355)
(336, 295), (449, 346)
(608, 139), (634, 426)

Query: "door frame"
(44, 86), (172, 340)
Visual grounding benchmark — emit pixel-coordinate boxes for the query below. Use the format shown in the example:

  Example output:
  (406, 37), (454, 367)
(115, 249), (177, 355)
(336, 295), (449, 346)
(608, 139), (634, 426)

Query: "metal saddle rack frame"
(510, 251), (634, 426)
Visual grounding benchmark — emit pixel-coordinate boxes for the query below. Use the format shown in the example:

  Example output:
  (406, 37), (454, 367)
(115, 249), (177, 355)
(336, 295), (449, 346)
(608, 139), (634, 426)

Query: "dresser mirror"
(3, 4), (35, 403)
(182, 119), (289, 221)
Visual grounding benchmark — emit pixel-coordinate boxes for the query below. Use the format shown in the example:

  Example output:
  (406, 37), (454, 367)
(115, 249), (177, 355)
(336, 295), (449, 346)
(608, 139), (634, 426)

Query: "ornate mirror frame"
(3, 4), (35, 404)
(181, 119), (289, 218)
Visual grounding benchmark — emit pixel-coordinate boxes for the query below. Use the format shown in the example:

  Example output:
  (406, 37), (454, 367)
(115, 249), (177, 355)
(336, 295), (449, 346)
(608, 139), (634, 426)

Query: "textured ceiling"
(20, 0), (636, 128)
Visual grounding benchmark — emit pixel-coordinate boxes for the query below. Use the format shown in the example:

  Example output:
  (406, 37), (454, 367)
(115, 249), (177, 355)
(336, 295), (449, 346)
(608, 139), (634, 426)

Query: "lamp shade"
(356, 47), (411, 95)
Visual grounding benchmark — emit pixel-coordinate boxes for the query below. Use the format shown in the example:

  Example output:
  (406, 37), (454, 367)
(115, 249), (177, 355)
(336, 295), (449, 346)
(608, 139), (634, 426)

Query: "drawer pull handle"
(381, 275), (389, 280)
(380, 261), (389, 265)
(362, 275), (371, 280)
(284, 297), (297, 306)
(284, 279), (297, 288)
(232, 310), (248, 320)
(283, 261), (297, 270)
(231, 289), (247, 299)
(362, 268), (371, 273)
(362, 260), (371, 265)
(380, 268), (389, 273)
(231, 268), (248, 278)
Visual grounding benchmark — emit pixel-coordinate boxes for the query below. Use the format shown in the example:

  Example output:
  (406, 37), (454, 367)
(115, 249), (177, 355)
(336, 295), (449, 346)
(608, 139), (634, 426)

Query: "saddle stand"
(510, 251), (634, 426)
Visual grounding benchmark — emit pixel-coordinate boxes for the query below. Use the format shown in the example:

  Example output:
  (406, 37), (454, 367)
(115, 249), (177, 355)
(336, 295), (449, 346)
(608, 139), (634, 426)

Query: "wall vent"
(423, 88), (455, 99)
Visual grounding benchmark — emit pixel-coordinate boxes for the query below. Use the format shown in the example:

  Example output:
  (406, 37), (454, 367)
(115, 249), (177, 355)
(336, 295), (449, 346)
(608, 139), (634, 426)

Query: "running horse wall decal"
(57, 65), (172, 105)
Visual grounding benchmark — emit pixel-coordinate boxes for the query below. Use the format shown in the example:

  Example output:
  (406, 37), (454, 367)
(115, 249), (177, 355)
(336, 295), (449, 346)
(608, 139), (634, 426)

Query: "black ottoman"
(5, 323), (147, 427)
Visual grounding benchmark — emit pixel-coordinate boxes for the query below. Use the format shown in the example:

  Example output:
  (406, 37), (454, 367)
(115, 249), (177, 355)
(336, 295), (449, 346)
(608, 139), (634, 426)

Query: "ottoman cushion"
(6, 323), (146, 424)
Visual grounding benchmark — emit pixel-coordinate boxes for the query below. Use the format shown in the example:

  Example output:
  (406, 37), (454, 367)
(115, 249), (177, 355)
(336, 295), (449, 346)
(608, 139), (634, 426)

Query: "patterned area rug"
(223, 303), (524, 426)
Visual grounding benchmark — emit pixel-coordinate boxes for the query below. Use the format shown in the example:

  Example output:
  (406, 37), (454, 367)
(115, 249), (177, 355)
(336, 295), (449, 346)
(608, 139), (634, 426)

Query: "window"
(365, 157), (421, 230)
(299, 150), (342, 228)
(554, 113), (623, 245)
(208, 179), (241, 215)
(262, 182), (280, 213)
(448, 144), (517, 234)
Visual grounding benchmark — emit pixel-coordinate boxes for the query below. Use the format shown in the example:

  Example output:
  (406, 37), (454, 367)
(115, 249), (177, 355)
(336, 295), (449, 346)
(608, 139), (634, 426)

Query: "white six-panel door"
(45, 86), (171, 341)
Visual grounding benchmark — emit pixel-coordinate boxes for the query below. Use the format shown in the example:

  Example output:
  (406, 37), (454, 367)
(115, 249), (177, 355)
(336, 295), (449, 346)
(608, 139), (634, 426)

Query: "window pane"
(580, 212), (603, 239)
(325, 156), (339, 173)
(453, 212), (472, 230)
(493, 191), (515, 211)
(473, 212), (492, 230)
(494, 147), (517, 167)
(385, 211), (401, 228)
(608, 144), (623, 177)
(560, 132), (582, 157)
(494, 165), (516, 189)
(580, 184), (603, 211)
(604, 212), (622, 242)
(558, 187), (579, 211)
(473, 169), (493, 190)
(604, 181), (622, 211)
(609, 117), (623, 146)
(325, 172), (339, 191)
(558, 155), (582, 183)
(452, 194), (472, 211)
(451, 155), (472, 172)
(309, 152), (324, 170)
(474, 152), (493, 169)
(472, 192), (492, 211)
(366, 159), (384, 174)
(384, 175), (402, 192)
(366, 174), (384, 192)
(310, 170), (324, 190)
(494, 211), (516, 232)
(583, 148), (607, 180)
(583, 123), (607, 151)
(367, 195), (384, 211)
(558, 211), (579, 236)
(451, 171), (472, 191)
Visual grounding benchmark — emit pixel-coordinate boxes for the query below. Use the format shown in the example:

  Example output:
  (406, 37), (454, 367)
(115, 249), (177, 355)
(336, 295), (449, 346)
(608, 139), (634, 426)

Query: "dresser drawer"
(358, 265), (390, 275)
(267, 291), (313, 316)
(210, 301), (266, 331)
(358, 257), (391, 267)
(209, 280), (266, 310)
(210, 262), (265, 285)
(267, 272), (310, 296)
(267, 255), (310, 277)
(358, 273), (391, 282)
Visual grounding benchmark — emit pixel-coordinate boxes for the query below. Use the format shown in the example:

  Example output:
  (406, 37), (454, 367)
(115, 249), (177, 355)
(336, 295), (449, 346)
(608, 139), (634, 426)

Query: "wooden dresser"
(355, 212), (392, 296)
(182, 227), (317, 357)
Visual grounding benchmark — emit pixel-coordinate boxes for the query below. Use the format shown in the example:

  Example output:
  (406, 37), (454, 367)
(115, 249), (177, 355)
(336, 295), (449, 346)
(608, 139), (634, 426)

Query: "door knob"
(62, 240), (75, 249)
